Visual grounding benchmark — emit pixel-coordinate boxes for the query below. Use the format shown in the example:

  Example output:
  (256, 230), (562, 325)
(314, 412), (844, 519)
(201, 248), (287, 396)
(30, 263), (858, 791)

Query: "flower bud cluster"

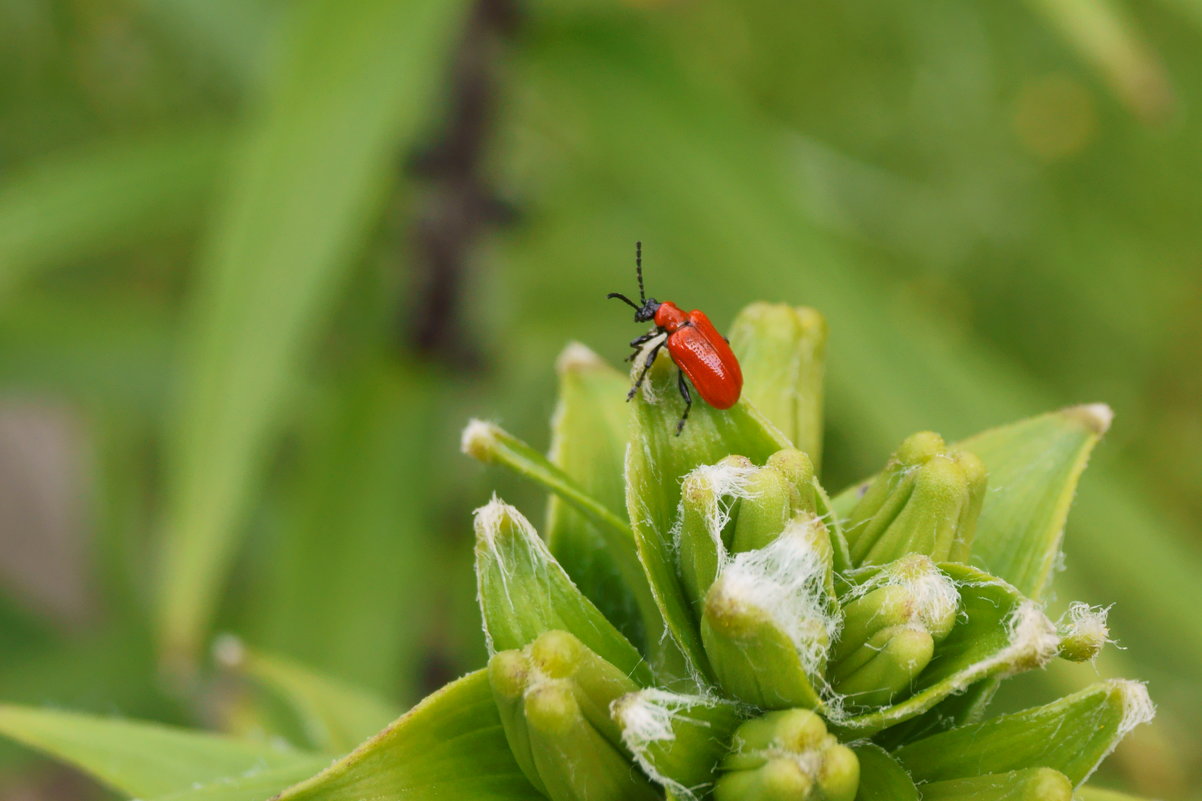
(830, 555), (960, 708)
(844, 431), (987, 565)
(488, 630), (658, 801)
(715, 709), (859, 801)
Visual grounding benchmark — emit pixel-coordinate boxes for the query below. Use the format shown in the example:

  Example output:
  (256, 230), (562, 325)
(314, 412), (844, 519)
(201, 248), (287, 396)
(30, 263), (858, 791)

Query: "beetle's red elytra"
(608, 242), (744, 434)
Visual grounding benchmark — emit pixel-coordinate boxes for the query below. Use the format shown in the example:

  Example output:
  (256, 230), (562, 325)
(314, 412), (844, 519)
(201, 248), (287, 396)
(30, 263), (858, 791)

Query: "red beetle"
(608, 242), (743, 434)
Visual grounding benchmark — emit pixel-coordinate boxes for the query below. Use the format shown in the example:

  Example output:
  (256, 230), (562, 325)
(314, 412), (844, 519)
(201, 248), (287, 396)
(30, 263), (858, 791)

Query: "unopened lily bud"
(830, 624), (934, 707)
(529, 630), (640, 745)
(525, 680), (661, 801)
(611, 689), (743, 797)
(716, 709), (859, 801)
(831, 556), (957, 706)
(728, 304), (827, 467)
(845, 432), (988, 565)
(731, 466), (796, 554)
(489, 631), (652, 801)
(488, 649), (546, 795)
(917, 767), (1072, 801)
(765, 448), (816, 514)
(701, 518), (836, 709)
(1056, 602), (1111, 663)
(676, 456), (757, 611)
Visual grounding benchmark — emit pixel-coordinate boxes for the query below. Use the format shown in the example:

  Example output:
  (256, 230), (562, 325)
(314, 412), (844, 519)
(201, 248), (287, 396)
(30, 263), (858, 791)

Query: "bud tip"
(461, 418), (500, 461)
(556, 341), (606, 374)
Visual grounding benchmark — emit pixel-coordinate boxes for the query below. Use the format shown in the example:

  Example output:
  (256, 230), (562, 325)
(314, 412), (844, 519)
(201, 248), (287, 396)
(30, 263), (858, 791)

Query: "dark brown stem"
(405, 0), (518, 367)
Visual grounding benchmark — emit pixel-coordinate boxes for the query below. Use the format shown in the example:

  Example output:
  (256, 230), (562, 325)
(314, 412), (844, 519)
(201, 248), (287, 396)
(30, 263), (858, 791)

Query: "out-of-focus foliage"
(0, 0), (1198, 799)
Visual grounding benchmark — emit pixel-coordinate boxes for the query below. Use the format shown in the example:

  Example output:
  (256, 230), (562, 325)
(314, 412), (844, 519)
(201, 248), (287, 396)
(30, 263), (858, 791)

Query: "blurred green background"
(1, 0), (1199, 798)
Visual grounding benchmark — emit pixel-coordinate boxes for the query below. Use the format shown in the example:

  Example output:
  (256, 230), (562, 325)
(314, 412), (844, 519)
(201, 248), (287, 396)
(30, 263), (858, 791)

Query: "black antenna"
(635, 241), (645, 302)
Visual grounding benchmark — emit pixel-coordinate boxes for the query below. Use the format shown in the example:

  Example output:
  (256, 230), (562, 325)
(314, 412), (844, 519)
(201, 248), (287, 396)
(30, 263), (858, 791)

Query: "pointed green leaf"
(728, 303), (828, 469)
(625, 346), (791, 682)
(894, 680), (1155, 786)
(474, 499), (653, 686)
(155, 0), (468, 669)
(461, 417), (660, 643)
(851, 744), (920, 801)
(956, 404), (1110, 598)
(833, 564), (1060, 736)
(545, 342), (647, 648)
(217, 640), (399, 755)
(0, 705), (314, 798)
(273, 670), (538, 801)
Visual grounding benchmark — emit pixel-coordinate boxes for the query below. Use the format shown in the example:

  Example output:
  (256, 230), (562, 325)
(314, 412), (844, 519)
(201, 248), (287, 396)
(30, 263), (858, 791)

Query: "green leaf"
(149, 762), (331, 801)
(728, 303), (828, 470)
(625, 346), (790, 683)
(272, 669), (538, 801)
(545, 342), (648, 648)
(1075, 787), (1157, 801)
(251, 360), (439, 697)
(473, 498), (653, 686)
(0, 704), (314, 798)
(218, 641), (399, 755)
(834, 405), (1108, 600)
(956, 404), (1109, 599)
(155, 0), (468, 669)
(833, 564), (1059, 737)
(0, 127), (225, 295)
(851, 743), (919, 801)
(894, 680), (1155, 786)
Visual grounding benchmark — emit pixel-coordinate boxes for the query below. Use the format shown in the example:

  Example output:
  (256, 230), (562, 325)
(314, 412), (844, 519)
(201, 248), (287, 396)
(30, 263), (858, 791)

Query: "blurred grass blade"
(545, 342), (647, 647)
(218, 640), (399, 755)
(0, 127), (226, 295)
(272, 670), (538, 801)
(851, 743), (920, 801)
(1026, 0), (1173, 121)
(0, 705), (315, 798)
(894, 680), (1155, 786)
(155, 0), (467, 669)
(251, 360), (438, 698)
(473, 498), (653, 686)
(148, 762), (331, 801)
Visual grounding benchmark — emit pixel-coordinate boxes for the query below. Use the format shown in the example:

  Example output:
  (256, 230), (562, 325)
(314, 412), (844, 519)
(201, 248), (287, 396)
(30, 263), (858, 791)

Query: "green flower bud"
(701, 516), (836, 709)
(728, 303), (828, 468)
(844, 432), (988, 565)
(830, 556), (959, 708)
(488, 631), (651, 801)
(525, 680), (661, 801)
(676, 456), (757, 611)
(917, 767), (1073, 801)
(611, 689), (744, 799)
(1056, 602), (1112, 663)
(830, 624), (934, 708)
(765, 448), (817, 515)
(529, 630), (640, 746)
(488, 649), (546, 795)
(716, 710), (859, 801)
(731, 465), (797, 554)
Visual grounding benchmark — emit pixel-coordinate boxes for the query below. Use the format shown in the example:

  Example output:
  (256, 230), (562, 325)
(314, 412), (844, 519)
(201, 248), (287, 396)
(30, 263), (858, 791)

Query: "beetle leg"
(675, 370), (693, 435)
(627, 340), (665, 401)
(625, 331), (659, 361)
